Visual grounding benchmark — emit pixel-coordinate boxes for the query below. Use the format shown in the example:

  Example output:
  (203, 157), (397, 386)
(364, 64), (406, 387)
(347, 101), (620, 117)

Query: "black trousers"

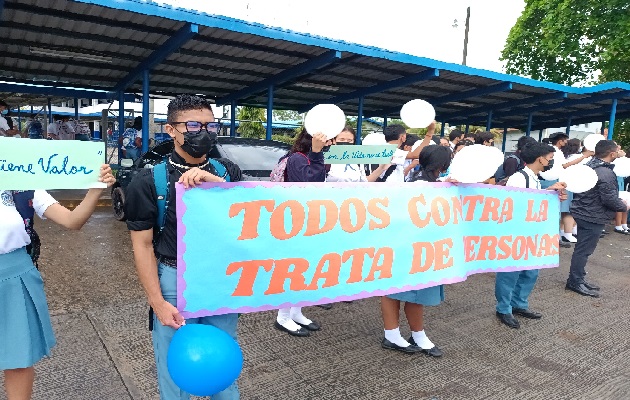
(568, 218), (604, 285)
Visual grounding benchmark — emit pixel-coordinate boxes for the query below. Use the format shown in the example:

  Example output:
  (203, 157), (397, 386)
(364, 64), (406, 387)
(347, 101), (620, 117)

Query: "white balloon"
(583, 133), (604, 152)
(304, 104), (347, 139)
(558, 164), (598, 193)
(399, 99), (436, 129)
(613, 157), (630, 178)
(539, 150), (565, 180)
(619, 191), (630, 202)
(449, 144), (504, 183)
(362, 132), (386, 145)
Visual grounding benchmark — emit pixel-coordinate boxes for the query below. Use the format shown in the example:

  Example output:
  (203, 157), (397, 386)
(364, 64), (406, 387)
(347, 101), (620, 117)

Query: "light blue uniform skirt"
(386, 285), (445, 306)
(0, 248), (56, 370)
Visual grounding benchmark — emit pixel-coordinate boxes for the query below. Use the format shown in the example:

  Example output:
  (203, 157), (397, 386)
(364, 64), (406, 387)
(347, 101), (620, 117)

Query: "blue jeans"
(495, 269), (540, 314)
(153, 263), (239, 400)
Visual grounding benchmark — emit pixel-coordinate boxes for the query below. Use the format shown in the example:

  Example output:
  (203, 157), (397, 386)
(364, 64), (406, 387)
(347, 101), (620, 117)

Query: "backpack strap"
(377, 165), (398, 182)
(518, 169), (530, 189)
(152, 162), (169, 235)
(209, 159), (231, 182)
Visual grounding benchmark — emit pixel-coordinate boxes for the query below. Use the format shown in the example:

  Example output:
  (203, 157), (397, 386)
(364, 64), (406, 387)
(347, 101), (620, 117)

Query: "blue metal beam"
(502, 127), (507, 152)
(526, 113), (533, 136)
(465, 124), (470, 134)
(494, 90), (630, 119)
(114, 23), (198, 92)
(266, 85), (273, 140)
(118, 91), (125, 163)
(0, 82), (134, 101)
(538, 129), (543, 142)
(383, 117), (388, 129)
(298, 68), (439, 113)
(74, 98), (79, 120)
(486, 110), (493, 131)
(217, 50), (341, 106)
(356, 96), (364, 144)
(440, 122), (445, 137)
(142, 70), (150, 153)
(17, 106), (21, 131)
(230, 100), (237, 137)
(609, 98), (617, 140)
(373, 81), (512, 117)
(440, 92), (567, 121)
(565, 117), (572, 136)
(47, 98), (52, 123)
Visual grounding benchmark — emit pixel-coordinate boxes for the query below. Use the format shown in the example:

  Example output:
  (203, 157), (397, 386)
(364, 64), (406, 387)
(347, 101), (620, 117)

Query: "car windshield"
(217, 144), (288, 171)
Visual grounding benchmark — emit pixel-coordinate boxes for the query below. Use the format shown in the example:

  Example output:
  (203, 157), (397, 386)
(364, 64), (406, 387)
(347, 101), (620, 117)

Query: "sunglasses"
(170, 121), (221, 135)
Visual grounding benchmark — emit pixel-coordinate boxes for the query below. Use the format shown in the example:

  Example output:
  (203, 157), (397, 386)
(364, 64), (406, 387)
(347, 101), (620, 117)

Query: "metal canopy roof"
(0, 0), (629, 131)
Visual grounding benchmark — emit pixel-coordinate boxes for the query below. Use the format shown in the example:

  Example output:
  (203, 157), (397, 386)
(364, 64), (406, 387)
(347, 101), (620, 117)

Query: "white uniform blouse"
(326, 163), (368, 183)
(0, 190), (57, 255)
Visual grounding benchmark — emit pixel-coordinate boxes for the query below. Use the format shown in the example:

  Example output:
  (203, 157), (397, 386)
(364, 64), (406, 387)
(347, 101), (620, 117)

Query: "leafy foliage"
(236, 106), (266, 139)
(501, 0), (630, 146)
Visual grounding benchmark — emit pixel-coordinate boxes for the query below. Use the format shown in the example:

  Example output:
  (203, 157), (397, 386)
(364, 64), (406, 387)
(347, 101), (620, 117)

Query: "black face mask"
(181, 131), (217, 158)
(335, 142), (353, 146)
(543, 158), (554, 172)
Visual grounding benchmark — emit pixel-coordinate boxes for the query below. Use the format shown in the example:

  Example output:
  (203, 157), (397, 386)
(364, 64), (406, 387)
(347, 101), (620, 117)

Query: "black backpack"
(495, 154), (524, 186)
(12, 191), (41, 267)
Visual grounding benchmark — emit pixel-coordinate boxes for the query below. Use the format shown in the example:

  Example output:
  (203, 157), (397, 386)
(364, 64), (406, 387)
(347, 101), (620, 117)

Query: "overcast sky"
(159, 0), (526, 73)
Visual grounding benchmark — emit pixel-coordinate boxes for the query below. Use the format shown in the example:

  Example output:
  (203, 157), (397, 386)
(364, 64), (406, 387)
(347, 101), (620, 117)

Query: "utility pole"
(462, 6), (470, 66)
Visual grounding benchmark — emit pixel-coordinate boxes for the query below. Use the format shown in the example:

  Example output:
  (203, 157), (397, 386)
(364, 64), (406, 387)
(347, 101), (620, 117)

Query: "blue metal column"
(118, 91), (125, 162)
(142, 70), (150, 153)
(17, 105), (21, 131)
(486, 111), (493, 131)
(266, 85), (273, 140)
(465, 124), (470, 135)
(230, 100), (236, 137)
(565, 117), (572, 136)
(47, 98), (52, 123)
(356, 96), (364, 144)
(383, 116), (387, 129)
(74, 98), (79, 120)
(526, 113), (533, 136)
(608, 99), (617, 140)
(440, 122), (445, 137)
(502, 127), (508, 153)
(538, 129), (543, 142)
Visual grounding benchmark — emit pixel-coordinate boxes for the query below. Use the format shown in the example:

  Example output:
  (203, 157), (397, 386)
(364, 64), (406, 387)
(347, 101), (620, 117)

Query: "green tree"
(273, 109), (301, 121)
(501, 0), (629, 85)
(501, 0), (630, 145)
(237, 106), (266, 139)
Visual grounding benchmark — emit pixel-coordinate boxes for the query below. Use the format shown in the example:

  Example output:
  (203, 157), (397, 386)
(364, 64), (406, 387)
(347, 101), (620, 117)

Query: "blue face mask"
(1, 110), (8, 115)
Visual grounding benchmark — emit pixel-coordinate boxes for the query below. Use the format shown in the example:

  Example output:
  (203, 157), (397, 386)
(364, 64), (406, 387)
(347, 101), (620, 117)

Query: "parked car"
(111, 137), (291, 220)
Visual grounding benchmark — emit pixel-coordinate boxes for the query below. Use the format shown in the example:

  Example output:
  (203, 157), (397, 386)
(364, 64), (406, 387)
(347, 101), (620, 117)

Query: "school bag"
(270, 152), (309, 182)
(495, 154), (524, 186)
(12, 190), (41, 267)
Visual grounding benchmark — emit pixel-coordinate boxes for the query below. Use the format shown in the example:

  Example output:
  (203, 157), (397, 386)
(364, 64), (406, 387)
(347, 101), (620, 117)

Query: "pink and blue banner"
(176, 182), (560, 318)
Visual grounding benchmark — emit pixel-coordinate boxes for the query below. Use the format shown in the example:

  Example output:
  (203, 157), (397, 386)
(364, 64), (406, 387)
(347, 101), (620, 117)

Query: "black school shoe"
(496, 312), (520, 329)
(274, 321), (310, 337)
(381, 338), (423, 354)
(559, 241), (572, 248)
(408, 337), (443, 357)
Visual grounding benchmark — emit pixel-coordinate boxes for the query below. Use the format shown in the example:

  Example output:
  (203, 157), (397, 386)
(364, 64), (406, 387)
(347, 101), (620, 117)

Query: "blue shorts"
(0, 248), (56, 370)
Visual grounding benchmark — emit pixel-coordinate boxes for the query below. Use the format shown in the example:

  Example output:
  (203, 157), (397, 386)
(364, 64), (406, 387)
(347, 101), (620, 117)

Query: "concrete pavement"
(2, 210), (630, 399)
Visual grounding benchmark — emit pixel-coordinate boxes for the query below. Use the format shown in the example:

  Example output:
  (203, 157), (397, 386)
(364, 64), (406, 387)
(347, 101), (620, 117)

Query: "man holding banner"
(495, 142), (566, 329)
(125, 95), (241, 400)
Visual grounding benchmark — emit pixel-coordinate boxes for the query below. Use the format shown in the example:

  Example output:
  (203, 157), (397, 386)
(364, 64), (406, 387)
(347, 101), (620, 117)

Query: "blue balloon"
(167, 324), (243, 396)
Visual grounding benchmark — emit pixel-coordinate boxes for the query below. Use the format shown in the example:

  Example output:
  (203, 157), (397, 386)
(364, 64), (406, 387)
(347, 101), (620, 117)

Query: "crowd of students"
(2, 93), (629, 400)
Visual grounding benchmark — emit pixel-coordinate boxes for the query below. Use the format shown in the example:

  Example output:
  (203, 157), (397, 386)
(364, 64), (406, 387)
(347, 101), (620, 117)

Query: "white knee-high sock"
(289, 307), (313, 325)
(277, 307), (302, 331)
(384, 327), (411, 347)
(411, 330), (435, 350)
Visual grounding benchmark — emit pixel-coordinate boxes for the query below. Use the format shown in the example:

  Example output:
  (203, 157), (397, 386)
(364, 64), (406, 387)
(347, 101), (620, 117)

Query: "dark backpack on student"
(375, 165), (398, 182)
(12, 190), (41, 267)
(495, 154), (524, 186)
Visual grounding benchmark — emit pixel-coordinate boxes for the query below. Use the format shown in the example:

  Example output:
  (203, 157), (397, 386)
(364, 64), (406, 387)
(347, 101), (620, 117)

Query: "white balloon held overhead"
(583, 133), (604, 152)
(558, 164), (598, 193)
(362, 132), (386, 145)
(538, 149), (565, 181)
(449, 144), (504, 183)
(304, 104), (347, 140)
(399, 99), (436, 129)
(613, 157), (630, 178)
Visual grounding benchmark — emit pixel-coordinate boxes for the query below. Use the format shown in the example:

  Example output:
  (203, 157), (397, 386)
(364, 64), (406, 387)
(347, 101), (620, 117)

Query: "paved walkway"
(2, 210), (630, 399)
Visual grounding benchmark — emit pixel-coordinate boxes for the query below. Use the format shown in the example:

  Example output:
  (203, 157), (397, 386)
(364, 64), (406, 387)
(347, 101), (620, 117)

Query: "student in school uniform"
(0, 165), (114, 399)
